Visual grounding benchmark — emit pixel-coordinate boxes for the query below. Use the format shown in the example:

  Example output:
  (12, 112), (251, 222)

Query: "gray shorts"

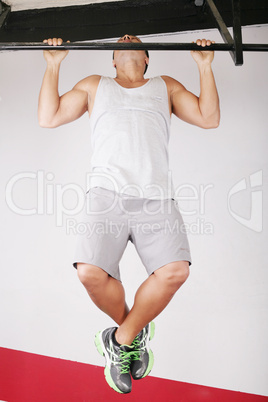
(73, 187), (191, 281)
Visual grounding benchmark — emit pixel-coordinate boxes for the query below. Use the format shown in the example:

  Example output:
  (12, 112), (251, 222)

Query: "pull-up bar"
(1, 42), (268, 52)
(0, 0), (267, 64)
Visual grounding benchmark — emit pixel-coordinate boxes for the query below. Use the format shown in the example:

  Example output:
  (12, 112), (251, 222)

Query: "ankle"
(115, 328), (134, 346)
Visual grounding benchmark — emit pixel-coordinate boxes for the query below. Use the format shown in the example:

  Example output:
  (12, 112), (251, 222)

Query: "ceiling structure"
(2, 0), (126, 12)
(0, 0), (268, 43)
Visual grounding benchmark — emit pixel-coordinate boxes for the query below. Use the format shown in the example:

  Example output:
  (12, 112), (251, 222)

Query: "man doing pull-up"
(38, 34), (220, 394)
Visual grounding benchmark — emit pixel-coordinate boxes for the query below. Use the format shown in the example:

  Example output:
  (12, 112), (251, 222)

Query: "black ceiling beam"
(231, 0), (243, 65)
(0, 0), (267, 43)
(0, 0), (197, 42)
(0, 0), (11, 29)
(206, 0), (243, 65)
(206, 0), (234, 45)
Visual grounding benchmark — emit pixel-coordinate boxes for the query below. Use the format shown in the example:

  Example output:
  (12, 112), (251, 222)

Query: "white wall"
(0, 25), (267, 396)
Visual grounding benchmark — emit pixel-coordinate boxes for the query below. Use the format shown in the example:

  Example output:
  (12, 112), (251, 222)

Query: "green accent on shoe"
(94, 328), (133, 394)
(119, 348), (135, 374)
(149, 321), (155, 340)
(141, 349), (154, 378)
(130, 322), (155, 380)
(95, 331), (125, 393)
(104, 366), (124, 394)
(94, 331), (104, 356)
(132, 321), (155, 353)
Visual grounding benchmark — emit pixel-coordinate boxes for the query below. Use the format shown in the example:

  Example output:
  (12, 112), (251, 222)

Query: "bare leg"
(77, 260), (189, 345)
(77, 263), (129, 325)
(115, 261), (189, 345)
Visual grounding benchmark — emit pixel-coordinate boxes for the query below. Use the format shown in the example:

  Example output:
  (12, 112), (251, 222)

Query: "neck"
(115, 61), (145, 83)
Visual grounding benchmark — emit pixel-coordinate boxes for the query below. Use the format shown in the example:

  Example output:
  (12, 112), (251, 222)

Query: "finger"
(43, 39), (48, 43)
(206, 40), (212, 46)
(47, 38), (53, 46)
(196, 39), (202, 46)
(201, 39), (207, 47)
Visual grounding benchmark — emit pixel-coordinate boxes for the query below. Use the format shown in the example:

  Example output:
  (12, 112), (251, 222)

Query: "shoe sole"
(94, 331), (130, 394)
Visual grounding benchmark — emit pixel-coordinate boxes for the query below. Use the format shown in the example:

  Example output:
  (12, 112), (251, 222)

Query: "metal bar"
(0, 4), (11, 30)
(0, 42), (267, 52)
(0, 42), (235, 51)
(232, 0), (243, 65)
(206, 0), (234, 46)
(205, 0), (239, 64)
(242, 44), (268, 52)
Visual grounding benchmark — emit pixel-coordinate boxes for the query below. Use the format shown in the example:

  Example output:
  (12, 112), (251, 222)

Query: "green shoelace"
(119, 349), (138, 374)
(131, 336), (142, 361)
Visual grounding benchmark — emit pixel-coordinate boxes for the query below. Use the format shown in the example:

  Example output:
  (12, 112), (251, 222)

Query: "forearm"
(38, 62), (61, 127)
(198, 63), (220, 128)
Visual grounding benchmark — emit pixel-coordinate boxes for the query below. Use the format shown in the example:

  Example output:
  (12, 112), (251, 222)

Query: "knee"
(77, 263), (107, 292)
(176, 261), (190, 284)
(159, 261), (190, 290)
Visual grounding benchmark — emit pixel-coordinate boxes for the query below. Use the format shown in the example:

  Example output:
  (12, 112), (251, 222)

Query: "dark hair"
(112, 50), (149, 74)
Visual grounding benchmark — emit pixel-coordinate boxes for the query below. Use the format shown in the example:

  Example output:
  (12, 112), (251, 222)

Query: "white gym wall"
(0, 25), (267, 396)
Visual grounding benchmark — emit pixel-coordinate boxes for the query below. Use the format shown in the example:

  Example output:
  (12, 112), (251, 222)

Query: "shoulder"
(160, 75), (186, 95)
(73, 74), (102, 93)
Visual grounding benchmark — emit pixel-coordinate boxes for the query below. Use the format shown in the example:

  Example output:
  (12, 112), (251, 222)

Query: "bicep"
(51, 87), (88, 127)
(172, 87), (204, 127)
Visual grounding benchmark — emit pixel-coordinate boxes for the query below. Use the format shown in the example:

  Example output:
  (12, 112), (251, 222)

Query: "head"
(112, 34), (149, 74)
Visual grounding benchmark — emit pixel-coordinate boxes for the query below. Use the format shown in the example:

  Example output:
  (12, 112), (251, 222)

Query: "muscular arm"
(38, 38), (97, 128)
(38, 65), (89, 128)
(164, 39), (220, 129)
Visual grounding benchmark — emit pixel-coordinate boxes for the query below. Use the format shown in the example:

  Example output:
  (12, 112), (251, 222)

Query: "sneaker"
(130, 322), (155, 380)
(95, 327), (134, 394)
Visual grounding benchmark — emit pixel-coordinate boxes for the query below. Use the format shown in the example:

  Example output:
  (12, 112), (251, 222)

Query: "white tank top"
(88, 76), (174, 199)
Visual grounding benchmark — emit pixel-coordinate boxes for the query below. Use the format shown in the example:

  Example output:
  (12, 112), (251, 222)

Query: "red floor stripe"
(0, 347), (267, 402)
